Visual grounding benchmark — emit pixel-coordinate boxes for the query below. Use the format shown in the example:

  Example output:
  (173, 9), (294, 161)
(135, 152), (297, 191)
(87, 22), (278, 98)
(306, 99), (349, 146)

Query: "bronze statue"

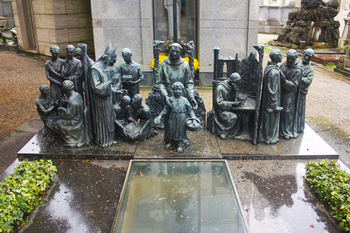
(45, 45), (64, 103)
(108, 49), (124, 104)
(258, 50), (283, 144)
(152, 40), (164, 83)
(128, 94), (154, 140)
(298, 48), (314, 132)
(57, 80), (89, 147)
(76, 45), (94, 70)
(114, 95), (131, 132)
(115, 94), (154, 141)
(120, 48), (144, 98)
(156, 43), (197, 109)
(154, 82), (199, 153)
(36, 85), (59, 137)
(213, 73), (242, 139)
(62, 45), (83, 97)
(76, 43), (95, 141)
(280, 49), (302, 139)
(89, 44), (119, 147)
(148, 41), (206, 131)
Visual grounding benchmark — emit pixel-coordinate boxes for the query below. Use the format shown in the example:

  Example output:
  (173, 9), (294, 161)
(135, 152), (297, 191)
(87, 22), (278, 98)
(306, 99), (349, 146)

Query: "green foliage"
(267, 39), (274, 45)
(342, 40), (350, 51)
(305, 159), (350, 232)
(0, 160), (57, 233)
(325, 62), (336, 68)
(280, 47), (287, 51)
(264, 47), (271, 53)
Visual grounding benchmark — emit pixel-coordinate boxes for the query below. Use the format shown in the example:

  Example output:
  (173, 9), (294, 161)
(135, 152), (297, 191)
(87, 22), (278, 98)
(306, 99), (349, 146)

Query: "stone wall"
(91, 0), (259, 86)
(0, 0), (14, 29)
(259, 6), (297, 34)
(12, 0), (94, 56)
(198, 0), (259, 86)
(91, 0), (154, 73)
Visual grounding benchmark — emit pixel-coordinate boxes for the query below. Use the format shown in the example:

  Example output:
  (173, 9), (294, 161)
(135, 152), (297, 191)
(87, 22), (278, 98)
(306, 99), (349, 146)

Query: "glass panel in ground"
(114, 160), (247, 233)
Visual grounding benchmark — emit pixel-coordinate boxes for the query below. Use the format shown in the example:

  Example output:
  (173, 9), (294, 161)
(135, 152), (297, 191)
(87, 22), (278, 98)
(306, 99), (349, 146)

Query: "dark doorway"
(153, 0), (198, 56)
(17, 0), (36, 51)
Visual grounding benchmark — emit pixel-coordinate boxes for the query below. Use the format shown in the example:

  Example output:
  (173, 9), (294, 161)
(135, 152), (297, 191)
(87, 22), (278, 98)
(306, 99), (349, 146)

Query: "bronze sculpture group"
(36, 40), (314, 153)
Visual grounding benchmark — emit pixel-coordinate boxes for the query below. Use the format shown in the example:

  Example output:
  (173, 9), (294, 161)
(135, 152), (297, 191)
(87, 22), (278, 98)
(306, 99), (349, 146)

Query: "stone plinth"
(18, 125), (338, 160)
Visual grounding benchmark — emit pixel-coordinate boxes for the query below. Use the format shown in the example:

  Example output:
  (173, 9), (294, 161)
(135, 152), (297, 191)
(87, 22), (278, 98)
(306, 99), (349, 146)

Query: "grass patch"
(266, 39), (275, 45)
(264, 47), (271, 53)
(325, 62), (336, 68)
(305, 159), (350, 232)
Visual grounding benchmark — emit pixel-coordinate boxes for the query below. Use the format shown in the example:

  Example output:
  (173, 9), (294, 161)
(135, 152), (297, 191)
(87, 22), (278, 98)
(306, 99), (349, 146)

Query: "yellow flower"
(151, 55), (200, 71)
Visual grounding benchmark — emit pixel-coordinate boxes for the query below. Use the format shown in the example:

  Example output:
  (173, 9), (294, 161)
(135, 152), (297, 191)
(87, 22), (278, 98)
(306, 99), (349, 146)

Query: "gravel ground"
(306, 66), (350, 134)
(0, 51), (48, 141)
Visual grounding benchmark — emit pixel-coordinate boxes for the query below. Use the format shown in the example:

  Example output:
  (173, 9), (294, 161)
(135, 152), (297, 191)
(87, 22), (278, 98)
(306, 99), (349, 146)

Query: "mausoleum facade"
(11, 0), (259, 86)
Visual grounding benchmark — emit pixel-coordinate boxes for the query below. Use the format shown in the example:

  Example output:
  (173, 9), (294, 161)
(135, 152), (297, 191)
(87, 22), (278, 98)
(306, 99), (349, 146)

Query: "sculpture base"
(17, 125), (338, 160)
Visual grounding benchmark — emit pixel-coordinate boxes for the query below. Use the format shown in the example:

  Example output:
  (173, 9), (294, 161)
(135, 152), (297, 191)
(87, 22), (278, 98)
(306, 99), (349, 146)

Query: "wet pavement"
(229, 159), (343, 233)
(17, 159), (129, 233)
(0, 158), (345, 233)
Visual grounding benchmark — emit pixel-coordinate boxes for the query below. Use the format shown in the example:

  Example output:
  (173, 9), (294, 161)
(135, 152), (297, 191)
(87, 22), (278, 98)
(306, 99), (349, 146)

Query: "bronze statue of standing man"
(62, 45), (83, 97)
(280, 49), (302, 139)
(297, 48), (314, 133)
(258, 50), (283, 144)
(45, 45), (63, 102)
(156, 43), (197, 109)
(89, 44), (119, 147)
(120, 48), (144, 98)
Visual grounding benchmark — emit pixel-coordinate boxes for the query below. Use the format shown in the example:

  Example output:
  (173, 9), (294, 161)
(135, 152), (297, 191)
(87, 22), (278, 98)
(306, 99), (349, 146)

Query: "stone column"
(339, 17), (350, 48)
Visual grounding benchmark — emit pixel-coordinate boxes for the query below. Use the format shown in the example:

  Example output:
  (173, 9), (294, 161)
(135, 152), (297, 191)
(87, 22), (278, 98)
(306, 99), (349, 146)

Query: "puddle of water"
(112, 160), (248, 233)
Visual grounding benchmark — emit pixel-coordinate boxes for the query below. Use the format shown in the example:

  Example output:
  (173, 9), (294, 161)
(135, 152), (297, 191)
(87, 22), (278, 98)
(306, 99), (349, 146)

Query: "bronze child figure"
(154, 82), (199, 153)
